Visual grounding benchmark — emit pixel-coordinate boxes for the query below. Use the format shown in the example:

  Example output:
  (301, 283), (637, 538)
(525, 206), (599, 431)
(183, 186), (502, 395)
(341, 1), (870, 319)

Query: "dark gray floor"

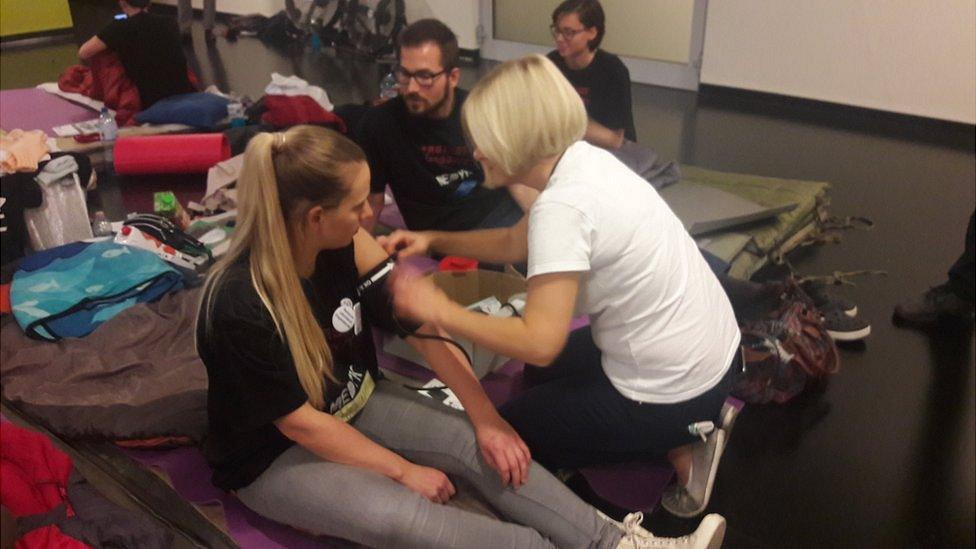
(2, 2), (973, 547)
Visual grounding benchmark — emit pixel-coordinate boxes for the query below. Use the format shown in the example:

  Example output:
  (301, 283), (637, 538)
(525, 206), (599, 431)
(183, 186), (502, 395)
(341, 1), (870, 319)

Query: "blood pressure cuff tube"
(356, 257), (421, 337)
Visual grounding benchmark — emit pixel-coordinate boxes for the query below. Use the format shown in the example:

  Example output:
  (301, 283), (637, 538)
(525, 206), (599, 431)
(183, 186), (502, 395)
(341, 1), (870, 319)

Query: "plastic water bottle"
(379, 71), (398, 100)
(97, 107), (118, 171)
(227, 101), (246, 127)
(91, 211), (113, 237)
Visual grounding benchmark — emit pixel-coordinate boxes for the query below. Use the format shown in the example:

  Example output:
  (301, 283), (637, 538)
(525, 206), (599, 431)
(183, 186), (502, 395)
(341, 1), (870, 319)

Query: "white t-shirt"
(527, 141), (741, 404)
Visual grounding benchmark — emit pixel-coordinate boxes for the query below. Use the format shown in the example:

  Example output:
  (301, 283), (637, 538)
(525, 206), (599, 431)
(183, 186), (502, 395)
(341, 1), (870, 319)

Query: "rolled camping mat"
(114, 133), (230, 175)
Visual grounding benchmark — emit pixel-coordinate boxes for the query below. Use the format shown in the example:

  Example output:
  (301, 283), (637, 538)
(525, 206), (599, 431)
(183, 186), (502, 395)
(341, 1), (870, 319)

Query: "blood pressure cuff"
(356, 256), (421, 337)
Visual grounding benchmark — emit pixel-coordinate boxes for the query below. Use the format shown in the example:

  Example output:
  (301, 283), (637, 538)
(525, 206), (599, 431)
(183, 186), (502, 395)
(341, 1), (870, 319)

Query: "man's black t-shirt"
(197, 244), (381, 490)
(548, 50), (636, 142)
(97, 12), (195, 107)
(357, 89), (518, 231)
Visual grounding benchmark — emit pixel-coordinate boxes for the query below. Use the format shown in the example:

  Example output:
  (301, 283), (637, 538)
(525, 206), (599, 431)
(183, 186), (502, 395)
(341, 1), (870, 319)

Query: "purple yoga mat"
(122, 447), (351, 549)
(0, 88), (97, 135)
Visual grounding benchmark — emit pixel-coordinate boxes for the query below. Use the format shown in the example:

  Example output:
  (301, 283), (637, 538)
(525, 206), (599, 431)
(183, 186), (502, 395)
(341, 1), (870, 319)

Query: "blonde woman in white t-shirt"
(383, 54), (742, 521)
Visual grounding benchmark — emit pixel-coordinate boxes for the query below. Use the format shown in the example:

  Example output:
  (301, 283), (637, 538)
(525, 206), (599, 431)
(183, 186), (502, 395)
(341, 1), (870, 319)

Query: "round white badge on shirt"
(332, 298), (357, 333)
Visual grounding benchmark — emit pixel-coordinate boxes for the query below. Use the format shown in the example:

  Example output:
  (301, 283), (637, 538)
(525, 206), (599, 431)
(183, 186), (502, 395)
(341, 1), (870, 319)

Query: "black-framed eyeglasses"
(392, 65), (449, 88)
(549, 24), (587, 40)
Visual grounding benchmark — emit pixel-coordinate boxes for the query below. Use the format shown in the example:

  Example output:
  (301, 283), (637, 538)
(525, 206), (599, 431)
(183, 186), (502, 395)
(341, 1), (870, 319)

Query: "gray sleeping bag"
(1, 288), (208, 443)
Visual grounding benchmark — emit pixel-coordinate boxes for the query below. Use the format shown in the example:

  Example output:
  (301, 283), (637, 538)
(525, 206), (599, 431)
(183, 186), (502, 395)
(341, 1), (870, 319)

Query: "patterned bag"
(10, 241), (184, 341)
(733, 278), (840, 404)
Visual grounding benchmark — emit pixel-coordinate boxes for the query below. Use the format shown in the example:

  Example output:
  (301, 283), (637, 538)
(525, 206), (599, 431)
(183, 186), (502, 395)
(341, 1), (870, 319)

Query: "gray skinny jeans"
(237, 380), (622, 549)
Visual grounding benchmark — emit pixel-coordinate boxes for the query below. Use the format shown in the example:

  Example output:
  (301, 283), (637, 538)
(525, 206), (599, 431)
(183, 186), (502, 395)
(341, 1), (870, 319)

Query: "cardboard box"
(383, 268), (526, 378)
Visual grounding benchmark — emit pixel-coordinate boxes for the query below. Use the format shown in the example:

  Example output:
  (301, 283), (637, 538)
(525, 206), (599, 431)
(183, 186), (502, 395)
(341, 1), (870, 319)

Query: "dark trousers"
(948, 211), (975, 303)
(500, 327), (737, 471)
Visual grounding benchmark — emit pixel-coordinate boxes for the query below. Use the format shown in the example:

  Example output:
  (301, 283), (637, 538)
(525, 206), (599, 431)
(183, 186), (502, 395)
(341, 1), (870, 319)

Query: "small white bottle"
(379, 71), (398, 100)
(97, 107), (118, 171)
(91, 211), (113, 237)
(227, 101), (246, 127)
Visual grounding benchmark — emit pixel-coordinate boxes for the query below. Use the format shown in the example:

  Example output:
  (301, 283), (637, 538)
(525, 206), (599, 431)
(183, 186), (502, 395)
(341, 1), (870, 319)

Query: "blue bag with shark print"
(10, 241), (184, 341)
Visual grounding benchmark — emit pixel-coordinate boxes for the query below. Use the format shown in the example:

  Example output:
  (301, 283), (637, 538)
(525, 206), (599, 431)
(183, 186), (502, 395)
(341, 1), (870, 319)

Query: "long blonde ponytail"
(200, 126), (366, 410)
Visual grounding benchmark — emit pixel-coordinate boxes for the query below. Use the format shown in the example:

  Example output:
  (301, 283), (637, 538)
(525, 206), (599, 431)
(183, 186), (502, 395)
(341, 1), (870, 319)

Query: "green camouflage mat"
(681, 165), (831, 280)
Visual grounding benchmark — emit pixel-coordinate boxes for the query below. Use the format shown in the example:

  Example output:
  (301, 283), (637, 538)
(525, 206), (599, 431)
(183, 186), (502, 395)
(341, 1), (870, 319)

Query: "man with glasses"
(548, 0), (636, 150)
(358, 19), (524, 233)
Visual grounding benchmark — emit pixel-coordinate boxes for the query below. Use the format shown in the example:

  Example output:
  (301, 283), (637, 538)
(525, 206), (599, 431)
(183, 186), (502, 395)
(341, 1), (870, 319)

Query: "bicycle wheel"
(372, 0), (405, 43)
(345, 0), (403, 57)
(285, 0), (342, 34)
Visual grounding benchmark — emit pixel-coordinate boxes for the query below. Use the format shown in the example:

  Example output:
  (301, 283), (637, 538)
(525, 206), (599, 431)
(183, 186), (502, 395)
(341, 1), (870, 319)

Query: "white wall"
(406, 0), (479, 50)
(155, 0), (279, 17)
(700, 0), (976, 124)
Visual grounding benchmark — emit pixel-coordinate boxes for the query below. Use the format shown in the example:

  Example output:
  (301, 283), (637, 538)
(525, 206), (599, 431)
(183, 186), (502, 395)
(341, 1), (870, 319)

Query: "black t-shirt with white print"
(197, 243), (380, 491)
(357, 88), (518, 231)
(547, 49), (637, 142)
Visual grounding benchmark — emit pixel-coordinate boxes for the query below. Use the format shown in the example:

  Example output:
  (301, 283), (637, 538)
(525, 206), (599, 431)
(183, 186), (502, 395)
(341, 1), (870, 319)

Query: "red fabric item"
(261, 94), (347, 132)
(113, 133), (230, 175)
(439, 256), (479, 272)
(15, 525), (89, 549)
(58, 53), (141, 126)
(186, 68), (200, 91)
(0, 283), (10, 314)
(0, 422), (74, 517)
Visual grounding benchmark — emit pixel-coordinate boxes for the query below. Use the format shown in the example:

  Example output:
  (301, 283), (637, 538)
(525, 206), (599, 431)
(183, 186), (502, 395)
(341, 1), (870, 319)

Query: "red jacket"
(0, 421), (86, 548)
(0, 421), (173, 548)
(0, 421), (74, 517)
(59, 53), (141, 126)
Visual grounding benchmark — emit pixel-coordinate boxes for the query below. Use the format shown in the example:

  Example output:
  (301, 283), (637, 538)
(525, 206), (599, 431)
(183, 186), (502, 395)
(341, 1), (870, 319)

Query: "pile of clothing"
(1, 131), (95, 264)
(0, 420), (173, 548)
(248, 73), (346, 131)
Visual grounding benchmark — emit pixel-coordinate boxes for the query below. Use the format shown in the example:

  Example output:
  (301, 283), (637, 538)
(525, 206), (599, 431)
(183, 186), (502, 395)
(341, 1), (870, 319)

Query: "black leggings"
(501, 326), (737, 471)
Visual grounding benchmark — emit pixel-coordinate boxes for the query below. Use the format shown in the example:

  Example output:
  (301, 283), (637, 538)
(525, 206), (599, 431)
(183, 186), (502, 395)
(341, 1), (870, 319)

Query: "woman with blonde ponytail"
(198, 125), (689, 548)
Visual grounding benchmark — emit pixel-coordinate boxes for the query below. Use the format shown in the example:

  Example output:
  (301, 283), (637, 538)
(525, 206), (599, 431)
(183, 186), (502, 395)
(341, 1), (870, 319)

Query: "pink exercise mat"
(0, 88), (97, 135)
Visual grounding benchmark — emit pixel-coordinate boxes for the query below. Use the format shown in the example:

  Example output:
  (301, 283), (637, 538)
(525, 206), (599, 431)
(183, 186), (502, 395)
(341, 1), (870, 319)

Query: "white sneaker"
(614, 512), (726, 549)
(598, 510), (655, 538)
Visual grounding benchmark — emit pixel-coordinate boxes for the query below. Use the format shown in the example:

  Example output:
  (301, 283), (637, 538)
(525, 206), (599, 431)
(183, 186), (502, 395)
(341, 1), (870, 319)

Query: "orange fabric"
(0, 130), (50, 173)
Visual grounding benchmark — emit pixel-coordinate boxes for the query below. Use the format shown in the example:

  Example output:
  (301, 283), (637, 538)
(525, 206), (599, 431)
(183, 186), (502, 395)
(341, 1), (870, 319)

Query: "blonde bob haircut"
(462, 54), (586, 177)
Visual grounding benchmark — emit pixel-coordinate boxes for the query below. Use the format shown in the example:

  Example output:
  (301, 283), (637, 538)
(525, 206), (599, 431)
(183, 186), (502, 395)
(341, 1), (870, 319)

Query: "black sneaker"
(822, 307), (871, 341)
(802, 280), (858, 317)
(893, 284), (975, 328)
